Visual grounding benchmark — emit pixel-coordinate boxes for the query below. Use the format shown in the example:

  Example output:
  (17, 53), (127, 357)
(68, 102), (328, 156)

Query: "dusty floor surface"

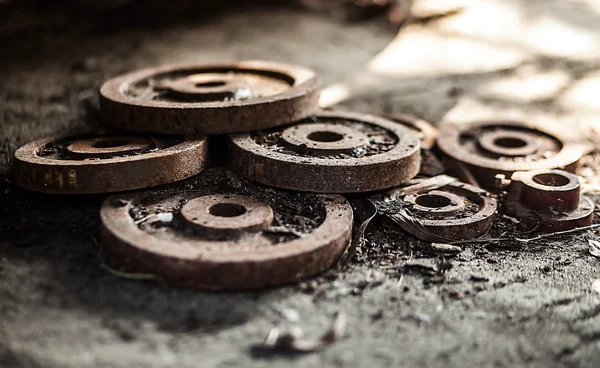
(2, 1), (600, 367)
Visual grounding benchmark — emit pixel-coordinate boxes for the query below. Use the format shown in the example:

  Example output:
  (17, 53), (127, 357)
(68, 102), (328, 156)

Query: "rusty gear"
(229, 111), (421, 193)
(14, 135), (207, 194)
(100, 61), (319, 135)
(437, 121), (585, 189)
(373, 179), (497, 241)
(100, 169), (353, 290)
(502, 169), (594, 232)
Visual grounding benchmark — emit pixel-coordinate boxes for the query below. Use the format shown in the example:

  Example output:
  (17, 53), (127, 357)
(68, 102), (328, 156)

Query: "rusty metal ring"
(437, 120), (585, 189)
(229, 111), (421, 193)
(100, 174), (353, 290)
(14, 135), (207, 194)
(100, 60), (319, 135)
(378, 113), (438, 150)
(505, 169), (594, 232)
(400, 180), (497, 240)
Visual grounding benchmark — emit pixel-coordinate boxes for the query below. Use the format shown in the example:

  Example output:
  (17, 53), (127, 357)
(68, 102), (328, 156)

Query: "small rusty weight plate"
(391, 180), (497, 240)
(378, 113), (438, 150)
(436, 121), (585, 189)
(100, 60), (319, 135)
(14, 134), (207, 194)
(100, 169), (353, 290)
(505, 169), (594, 232)
(229, 111), (421, 193)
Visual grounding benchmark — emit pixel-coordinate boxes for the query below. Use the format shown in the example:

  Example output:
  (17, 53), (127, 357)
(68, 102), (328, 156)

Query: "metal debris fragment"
(589, 239), (600, 257)
(263, 312), (347, 353)
(430, 243), (462, 254)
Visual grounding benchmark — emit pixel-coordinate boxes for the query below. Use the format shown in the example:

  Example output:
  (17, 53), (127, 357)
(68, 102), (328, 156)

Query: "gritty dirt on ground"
(2, 1), (600, 367)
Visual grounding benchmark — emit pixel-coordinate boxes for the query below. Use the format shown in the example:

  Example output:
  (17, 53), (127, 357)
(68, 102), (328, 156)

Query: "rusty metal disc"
(373, 179), (497, 241)
(100, 60), (319, 135)
(14, 134), (207, 194)
(378, 113), (438, 150)
(229, 111), (421, 193)
(437, 121), (585, 189)
(100, 169), (353, 290)
(504, 169), (594, 232)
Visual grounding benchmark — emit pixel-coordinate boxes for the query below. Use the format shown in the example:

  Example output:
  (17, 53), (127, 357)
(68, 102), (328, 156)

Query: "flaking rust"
(100, 169), (353, 290)
(100, 60), (319, 135)
(437, 120), (585, 189)
(497, 169), (594, 232)
(14, 134), (207, 194)
(229, 111), (421, 193)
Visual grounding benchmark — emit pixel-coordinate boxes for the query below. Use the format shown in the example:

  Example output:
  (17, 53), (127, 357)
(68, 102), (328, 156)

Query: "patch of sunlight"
(319, 83), (352, 108)
(368, 0), (526, 77)
(410, 0), (468, 18)
(524, 16), (600, 59)
(562, 72), (600, 111)
(479, 69), (570, 102)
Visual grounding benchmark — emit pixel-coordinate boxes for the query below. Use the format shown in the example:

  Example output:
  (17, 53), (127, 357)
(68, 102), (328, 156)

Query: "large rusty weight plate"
(100, 169), (353, 290)
(229, 111), (421, 193)
(437, 121), (585, 189)
(100, 60), (319, 135)
(14, 135), (207, 194)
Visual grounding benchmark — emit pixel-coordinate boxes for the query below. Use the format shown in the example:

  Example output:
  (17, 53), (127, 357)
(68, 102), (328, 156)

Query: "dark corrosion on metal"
(504, 169), (594, 232)
(379, 179), (497, 241)
(378, 113), (438, 150)
(100, 60), (319, 135)
(229, 111), (421, 193)
(100, 191), (353, 290)
(436, 120), (585, 190)
(14, 135), (208, 194)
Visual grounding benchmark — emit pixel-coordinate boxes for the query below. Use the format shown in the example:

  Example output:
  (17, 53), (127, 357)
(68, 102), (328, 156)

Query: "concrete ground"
(2, 1), (600, 367)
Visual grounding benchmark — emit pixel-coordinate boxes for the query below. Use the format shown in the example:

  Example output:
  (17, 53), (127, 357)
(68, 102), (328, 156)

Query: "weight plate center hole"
(494, 137), (527, 148)
(415, 194), (452, 208)
(195, 81), (226, 88)
(93, 139), (130, 148)
(307, 131), (345, 142)
(208, 203), (247, 218)
(533, 173), (570, 187)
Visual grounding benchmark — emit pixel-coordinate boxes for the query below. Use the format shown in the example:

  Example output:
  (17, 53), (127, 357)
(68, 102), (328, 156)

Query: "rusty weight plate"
(373, 179), (497, 241)
(100, 169), (353, 290)
(14, 134), (207, 194)
(503, 169), (593, 232)
(437, 121), (585, 189)
(378, 113), (438, 150)
(229, 111), (421, 193)
(100, 60), (319, 135)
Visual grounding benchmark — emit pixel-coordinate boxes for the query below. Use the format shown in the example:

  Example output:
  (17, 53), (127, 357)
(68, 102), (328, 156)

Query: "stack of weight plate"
(12, 60), (498, 290)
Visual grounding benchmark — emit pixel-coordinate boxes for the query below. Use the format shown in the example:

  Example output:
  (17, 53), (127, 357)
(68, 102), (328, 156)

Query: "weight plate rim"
(229, 111), (421, 193)
(406, 181), (497, 228)
(100, 192), (353, 289)
(100, 60), (319, 134)
(14, 135), (208, 194)
(437, 120), (585, 172)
